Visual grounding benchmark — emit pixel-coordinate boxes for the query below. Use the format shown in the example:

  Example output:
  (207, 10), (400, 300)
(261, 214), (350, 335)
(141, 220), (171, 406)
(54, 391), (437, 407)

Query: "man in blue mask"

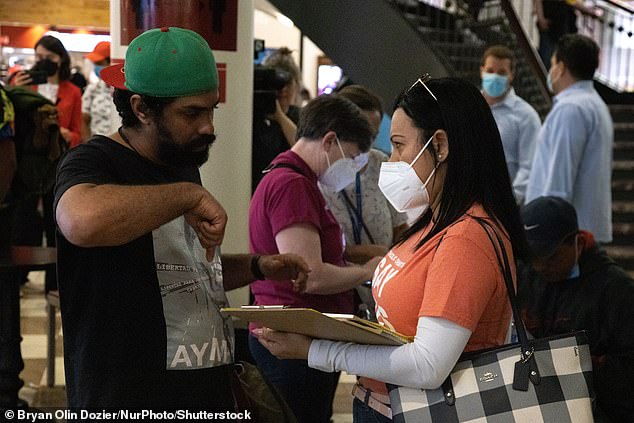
(81, 41), (121, 139)
(518, 196), (634, 422)
(480, 45), (541, 204)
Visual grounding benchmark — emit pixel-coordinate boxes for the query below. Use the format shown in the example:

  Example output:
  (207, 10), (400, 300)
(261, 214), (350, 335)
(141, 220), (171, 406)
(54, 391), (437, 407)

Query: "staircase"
(387, 0), (552, 117)
(268, 0), (633, 271)
(606, 104), (634, 272)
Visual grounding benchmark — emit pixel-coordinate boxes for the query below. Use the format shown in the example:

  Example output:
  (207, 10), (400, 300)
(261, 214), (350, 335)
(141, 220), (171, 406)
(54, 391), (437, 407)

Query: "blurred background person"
(518, 196), (634, 422)
(252, 47), (301, 192)
(322, 85), (408, 321)
(0, 85), (16, 254)
(249, 95), (379, 423)
(323, 85), (408, 264)
(11, 35), (82, 148)
(81, 41), (121, 139)
(480, 45), (540, 204)
(526, 34), (613, 243)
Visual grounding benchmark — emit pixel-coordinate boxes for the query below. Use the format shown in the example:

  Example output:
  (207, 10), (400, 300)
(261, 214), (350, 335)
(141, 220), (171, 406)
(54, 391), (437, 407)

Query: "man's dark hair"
(482, 45), (516, 73)
(336, 85), (383, 116)
(113, 89), (176, 128)
(35, 35), (71, 81)
(296, 95), (373, 152)
(394, 77), (529, 260)
(554, 34), (599, 81)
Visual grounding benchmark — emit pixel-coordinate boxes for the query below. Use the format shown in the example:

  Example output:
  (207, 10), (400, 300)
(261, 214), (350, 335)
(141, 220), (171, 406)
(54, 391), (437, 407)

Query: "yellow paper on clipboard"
(221, 306), (412, 346)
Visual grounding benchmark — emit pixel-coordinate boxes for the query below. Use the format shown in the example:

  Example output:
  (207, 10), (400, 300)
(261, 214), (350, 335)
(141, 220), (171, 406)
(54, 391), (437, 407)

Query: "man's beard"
(155, 120), (216, 168)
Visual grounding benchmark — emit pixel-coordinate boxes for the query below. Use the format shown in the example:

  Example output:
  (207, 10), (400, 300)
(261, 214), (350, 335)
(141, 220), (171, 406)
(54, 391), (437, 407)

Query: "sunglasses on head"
(406, 73), (438, 102)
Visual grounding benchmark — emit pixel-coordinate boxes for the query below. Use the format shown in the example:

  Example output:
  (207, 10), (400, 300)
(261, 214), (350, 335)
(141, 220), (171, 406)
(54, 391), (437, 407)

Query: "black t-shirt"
(54, 136), (235, 409)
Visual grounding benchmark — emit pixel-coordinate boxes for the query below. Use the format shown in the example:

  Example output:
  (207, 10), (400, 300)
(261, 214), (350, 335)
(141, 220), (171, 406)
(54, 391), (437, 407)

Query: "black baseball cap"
(521, 196), (579, 258)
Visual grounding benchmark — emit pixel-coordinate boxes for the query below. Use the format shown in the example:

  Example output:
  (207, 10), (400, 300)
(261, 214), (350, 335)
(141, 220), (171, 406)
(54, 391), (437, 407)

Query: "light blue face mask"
(482, 73), (508, 98)
(93, 65), (104, 79)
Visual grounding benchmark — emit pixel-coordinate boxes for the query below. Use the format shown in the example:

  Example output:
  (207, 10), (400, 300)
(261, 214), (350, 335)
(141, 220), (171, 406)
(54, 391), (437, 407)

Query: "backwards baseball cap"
(86, 41), (111, 63)
(100, 27), (218, 97)
(521, 196), (579, 258)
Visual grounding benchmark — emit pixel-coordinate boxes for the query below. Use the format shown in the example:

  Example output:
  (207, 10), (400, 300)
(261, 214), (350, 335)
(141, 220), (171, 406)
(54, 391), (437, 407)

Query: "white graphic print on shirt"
(372, 250), (405, 331)
(153, 216), (234, 370)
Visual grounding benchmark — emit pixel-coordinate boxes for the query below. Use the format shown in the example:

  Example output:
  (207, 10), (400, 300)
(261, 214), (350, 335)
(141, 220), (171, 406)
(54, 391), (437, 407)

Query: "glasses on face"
(406, 73), (438, 102)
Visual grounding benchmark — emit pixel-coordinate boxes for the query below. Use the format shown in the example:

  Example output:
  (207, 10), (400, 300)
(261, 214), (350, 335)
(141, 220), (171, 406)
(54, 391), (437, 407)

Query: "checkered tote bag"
(388, 218), (595, 423)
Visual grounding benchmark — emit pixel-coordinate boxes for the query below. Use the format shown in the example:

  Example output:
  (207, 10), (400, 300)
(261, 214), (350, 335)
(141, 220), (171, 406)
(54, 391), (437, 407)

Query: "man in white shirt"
(525, 34), (613, 243)
(481, 45), (541, 204)
(81, 41), (121, 138)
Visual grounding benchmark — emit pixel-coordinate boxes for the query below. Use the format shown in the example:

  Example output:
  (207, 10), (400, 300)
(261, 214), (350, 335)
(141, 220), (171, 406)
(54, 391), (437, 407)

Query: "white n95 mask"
(319, 137), (358, 193)
(378, 136), (437, 213)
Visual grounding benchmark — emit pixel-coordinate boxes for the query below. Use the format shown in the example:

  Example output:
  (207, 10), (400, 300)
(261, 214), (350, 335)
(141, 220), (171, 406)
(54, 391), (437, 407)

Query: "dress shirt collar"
(553, 80), (594, 104)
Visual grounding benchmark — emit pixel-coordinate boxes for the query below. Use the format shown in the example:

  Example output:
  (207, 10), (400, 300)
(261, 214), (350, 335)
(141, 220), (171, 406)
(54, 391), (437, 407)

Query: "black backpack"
(6, 87), (67, 200)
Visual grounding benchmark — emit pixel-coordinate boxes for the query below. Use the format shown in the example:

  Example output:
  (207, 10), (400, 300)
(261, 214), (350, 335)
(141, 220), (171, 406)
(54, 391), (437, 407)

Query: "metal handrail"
(499, 0), (552, 107)
(601, 0), (634, 14)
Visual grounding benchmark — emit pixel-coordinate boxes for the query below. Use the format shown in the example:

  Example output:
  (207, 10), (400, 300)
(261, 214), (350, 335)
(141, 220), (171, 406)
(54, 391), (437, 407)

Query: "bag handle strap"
(471, 217), (531, 350)
(435, 217), (539, 401)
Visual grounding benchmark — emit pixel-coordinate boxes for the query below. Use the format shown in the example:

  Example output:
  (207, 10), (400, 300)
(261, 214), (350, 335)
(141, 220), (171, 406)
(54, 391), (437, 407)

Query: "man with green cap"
(54, 27), (309, 409)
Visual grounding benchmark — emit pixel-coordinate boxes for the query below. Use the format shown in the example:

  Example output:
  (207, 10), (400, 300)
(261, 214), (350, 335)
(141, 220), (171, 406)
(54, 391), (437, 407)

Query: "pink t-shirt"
(249, 150), (354, 313)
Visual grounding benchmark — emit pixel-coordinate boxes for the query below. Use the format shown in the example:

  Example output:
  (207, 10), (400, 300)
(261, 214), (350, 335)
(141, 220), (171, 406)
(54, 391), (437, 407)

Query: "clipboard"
(221, 306), (412, 346)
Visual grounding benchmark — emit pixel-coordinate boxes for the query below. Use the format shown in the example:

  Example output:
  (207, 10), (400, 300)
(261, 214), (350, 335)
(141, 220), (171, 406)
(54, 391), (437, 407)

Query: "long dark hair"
(35, 35), (71, 81)
(396, 77), (529, 260)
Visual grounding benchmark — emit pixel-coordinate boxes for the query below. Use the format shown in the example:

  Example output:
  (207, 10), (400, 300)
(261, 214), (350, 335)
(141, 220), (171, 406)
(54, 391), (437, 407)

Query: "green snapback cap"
(100, 27), (218, 97)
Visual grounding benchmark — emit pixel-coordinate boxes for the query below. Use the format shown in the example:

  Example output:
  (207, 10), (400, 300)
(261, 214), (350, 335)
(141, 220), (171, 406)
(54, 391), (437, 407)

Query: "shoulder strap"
(470, 217), (531, 349)
(262, 162), (304, 176)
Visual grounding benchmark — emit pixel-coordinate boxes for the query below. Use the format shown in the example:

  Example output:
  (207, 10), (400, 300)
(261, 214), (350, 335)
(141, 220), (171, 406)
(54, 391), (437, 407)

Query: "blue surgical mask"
(93, 65), (104, 78)
(482, 73), (508, 98)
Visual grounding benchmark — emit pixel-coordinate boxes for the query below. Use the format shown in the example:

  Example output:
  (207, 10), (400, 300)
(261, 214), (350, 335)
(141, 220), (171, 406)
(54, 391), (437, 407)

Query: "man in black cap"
(518, 196), (634, 422)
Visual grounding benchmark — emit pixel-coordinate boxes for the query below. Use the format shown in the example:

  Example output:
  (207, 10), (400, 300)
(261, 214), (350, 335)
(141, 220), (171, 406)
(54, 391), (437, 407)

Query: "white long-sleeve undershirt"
(307, 316), (472, 389)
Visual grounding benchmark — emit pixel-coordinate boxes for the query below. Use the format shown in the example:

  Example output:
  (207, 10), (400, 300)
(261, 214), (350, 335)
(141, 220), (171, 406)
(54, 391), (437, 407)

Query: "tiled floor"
(18, 271), (355, 421)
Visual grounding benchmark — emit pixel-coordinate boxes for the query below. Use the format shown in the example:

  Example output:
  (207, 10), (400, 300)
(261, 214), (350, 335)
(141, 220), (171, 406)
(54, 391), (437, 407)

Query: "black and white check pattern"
(389, 332), (594, 423)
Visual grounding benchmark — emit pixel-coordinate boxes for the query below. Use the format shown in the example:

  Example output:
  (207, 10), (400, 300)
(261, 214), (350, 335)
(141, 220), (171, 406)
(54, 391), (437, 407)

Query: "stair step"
(613, 179), (634, 190)
(612, 161), (634, 180)
(431, 41), (487, 53)
(604, 245), (634, 259)
(611, 223), (634, 245)
(603, 245), (634, 271)
(403, 12), (432, 27)
(614, 141), (634, 159)
(614, 161), (634, 170)
(609, 104), (634, 122)
(612, 200), (634, 213)
(615, 122), (634, 140)
(612, 179), (634, 200)
(469, 17), (506, 29)
(613, 223), (634, 234)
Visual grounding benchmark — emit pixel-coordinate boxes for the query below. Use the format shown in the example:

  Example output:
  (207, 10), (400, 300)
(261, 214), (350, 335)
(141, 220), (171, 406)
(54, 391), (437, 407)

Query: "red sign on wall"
(119, 0), (238, 51)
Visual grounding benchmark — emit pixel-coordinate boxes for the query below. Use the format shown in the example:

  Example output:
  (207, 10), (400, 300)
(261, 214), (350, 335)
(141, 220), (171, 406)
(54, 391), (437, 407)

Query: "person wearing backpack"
(5, 86), (64, 290)
(0, 85), (16, 254)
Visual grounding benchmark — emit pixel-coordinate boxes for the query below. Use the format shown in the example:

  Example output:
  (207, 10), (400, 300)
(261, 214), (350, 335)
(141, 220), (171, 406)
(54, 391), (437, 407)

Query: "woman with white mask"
(255, 77), (531, 423)
(249, 95), (380, 423)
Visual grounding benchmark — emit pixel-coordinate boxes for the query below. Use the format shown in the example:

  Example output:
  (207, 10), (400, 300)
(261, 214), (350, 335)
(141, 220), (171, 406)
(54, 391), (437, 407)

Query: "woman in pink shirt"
(249, 95), (380, 423)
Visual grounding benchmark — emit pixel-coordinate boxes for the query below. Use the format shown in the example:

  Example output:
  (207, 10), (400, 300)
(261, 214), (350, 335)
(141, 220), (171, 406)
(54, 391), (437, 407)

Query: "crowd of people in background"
(0, 25), (632, 423)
